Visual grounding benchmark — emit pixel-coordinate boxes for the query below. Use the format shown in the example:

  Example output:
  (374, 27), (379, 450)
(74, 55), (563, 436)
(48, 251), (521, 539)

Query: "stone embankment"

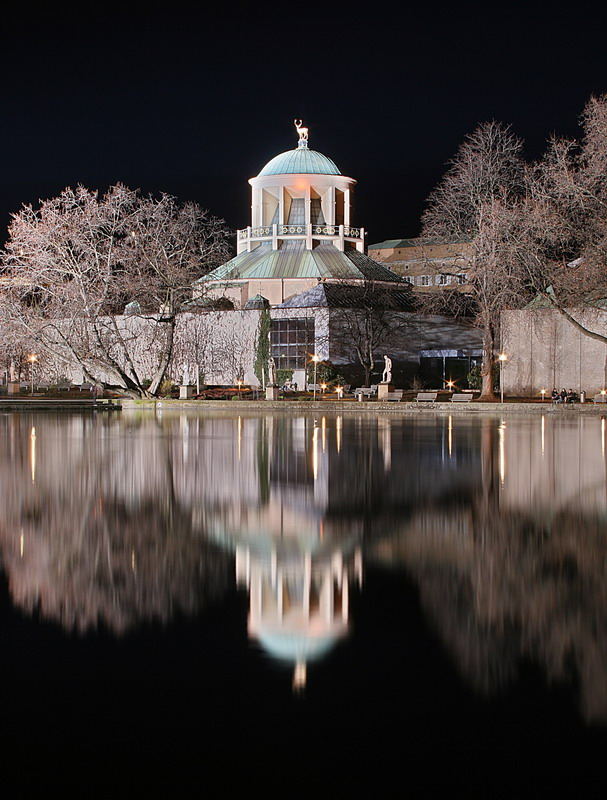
(120, 399), (607, 415)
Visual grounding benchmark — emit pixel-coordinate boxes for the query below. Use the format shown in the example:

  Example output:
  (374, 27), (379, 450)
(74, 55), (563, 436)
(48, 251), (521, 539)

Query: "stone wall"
(502, 308), (607, 396)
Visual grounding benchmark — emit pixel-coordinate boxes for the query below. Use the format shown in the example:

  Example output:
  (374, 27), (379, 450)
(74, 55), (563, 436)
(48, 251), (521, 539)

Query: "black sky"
(2, 1), (607, 246)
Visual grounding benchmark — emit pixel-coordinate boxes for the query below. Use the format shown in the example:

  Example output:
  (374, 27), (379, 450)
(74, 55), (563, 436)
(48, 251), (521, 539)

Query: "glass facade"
(270, 317), (315, 370)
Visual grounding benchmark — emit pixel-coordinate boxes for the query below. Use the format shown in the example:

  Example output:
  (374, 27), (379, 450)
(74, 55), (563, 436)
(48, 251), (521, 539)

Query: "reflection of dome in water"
(257, 626), (347, 663)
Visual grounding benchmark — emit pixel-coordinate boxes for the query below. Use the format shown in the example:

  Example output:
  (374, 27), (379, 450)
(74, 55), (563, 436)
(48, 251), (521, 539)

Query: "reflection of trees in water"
(376, 501), (607, 722)
(0, 414), (230, 633)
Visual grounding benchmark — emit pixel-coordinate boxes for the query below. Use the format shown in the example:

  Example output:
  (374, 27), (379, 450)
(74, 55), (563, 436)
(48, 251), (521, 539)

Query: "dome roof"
(258, 147), (341, 177)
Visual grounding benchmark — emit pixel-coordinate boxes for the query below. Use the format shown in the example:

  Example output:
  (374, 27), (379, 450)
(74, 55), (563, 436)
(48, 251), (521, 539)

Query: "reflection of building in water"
(499, 416), (607, 513)
(236, 540), (362, 690)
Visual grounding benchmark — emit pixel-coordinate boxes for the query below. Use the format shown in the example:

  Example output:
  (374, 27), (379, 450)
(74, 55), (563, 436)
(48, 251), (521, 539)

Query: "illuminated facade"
(195, 121), (403, 309)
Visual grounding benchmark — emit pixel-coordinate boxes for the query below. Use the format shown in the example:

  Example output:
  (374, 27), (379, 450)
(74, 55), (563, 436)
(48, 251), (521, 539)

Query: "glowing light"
(498, 353), (508, 362)
(336, 415), (342, 453)
(446, 380), (455, 389)
(19, 532), (24, 558)
(540, 388), (546, 401)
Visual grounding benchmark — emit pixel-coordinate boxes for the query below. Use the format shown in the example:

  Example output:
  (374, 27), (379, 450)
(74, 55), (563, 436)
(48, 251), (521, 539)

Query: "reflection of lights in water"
(20, 531), (24, 558)
(448, 416), (452, 458)
(602, 418), (605, 460)
(378, 419), (391, 471)
(237, 416), (242, 461)
(541, 415), (545, 457)
(30, 426), (36, 483)
(131, 550), (136, 572)
(336, 416), (342, 454)
(293, 661), (307, 692)
(498, 420), (506, 486)
(312, 425), (319, 481)
(321, 416), (326, 452)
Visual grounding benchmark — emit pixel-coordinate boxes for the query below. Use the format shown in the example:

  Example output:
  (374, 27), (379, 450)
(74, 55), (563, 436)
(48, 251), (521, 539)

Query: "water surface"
(1, 410), (606, 795)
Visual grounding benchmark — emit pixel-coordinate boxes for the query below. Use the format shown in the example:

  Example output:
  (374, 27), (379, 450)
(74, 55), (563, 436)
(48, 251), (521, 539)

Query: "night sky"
(2, 1), (607, 247)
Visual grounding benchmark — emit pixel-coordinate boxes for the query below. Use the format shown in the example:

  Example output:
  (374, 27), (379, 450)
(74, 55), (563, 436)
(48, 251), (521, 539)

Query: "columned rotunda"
(195, 121), (402, 308)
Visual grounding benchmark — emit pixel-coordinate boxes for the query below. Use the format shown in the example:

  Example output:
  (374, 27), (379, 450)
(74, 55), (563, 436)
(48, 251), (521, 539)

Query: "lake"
(0, 409), (606, 796)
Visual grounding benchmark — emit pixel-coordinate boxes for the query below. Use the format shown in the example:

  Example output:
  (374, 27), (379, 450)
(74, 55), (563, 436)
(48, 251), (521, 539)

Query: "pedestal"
(179, 385), (194, 399)
(7, 382), (20, 395)
(377, 383), (393, 400)
(265, 386), (279, 401)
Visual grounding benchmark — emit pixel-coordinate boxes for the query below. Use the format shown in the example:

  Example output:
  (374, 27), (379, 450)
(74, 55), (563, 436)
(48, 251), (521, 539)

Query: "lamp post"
(28, 354), (38, 395)
(498, 353), (507, 404)
(540, 388), (546, 402)
(311, 355), (319, 400)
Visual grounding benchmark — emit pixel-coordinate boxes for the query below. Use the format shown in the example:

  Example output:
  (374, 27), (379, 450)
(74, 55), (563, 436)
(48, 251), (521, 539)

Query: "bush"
(276, 368), (294, 386)
(305, 360), (345, 388)
(467, 365), (482, 391)
(158, 379), (174, 397)
(467, 364), (499, 392)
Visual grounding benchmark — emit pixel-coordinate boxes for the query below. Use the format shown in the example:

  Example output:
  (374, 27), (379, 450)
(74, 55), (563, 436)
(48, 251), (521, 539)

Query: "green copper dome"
(258, 147), (341, 177)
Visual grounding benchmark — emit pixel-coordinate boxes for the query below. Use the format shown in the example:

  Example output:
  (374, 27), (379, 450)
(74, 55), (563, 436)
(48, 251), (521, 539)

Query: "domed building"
(194, 121), (402, 309)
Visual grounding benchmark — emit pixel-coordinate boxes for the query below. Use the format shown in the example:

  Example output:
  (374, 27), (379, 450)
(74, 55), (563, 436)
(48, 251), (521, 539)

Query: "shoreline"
(121, 399), (607, 415)
(2, 397), (606, 415)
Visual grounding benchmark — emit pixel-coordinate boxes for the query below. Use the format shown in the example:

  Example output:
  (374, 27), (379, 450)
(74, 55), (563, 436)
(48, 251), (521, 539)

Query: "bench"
(354, 386), (378, 399)
(594, 393), (607, 403)
(415, 392), (438, 402)
(385, 390), (404, 402)
(451, 393), (474, 403)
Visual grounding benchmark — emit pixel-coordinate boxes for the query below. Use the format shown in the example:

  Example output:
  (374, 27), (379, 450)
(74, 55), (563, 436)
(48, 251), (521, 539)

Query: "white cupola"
(237, 120), (364, 255)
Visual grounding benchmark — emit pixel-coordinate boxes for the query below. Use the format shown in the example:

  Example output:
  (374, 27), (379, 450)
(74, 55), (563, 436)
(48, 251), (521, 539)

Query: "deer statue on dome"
(294, 119), (308, 147)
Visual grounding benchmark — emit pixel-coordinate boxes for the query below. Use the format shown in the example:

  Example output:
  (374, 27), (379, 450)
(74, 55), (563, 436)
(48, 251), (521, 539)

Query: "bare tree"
(422, 122), (529, 399)
(330, 282), (416, 387)
(0, 185), (230, 397)
(511, 95), (607, 344)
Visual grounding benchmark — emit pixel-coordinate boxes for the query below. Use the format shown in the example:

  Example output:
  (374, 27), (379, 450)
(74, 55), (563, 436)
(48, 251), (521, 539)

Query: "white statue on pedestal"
(382, 355), (392, 384)
(268, 357), (277, 387)
(181, 363), (191, 386)
(9, 360), (17, 382)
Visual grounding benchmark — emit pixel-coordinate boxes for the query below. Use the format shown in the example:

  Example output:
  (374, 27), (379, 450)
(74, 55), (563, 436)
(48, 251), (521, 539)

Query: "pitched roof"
(368, 236), (472, 250)
(196, 243), (403, 284)
(276, 282), (414, 310)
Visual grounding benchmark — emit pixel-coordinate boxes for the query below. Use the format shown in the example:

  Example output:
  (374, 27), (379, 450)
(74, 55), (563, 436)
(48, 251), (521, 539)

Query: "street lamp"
(446, 379), (455, 391)
(311, 354), (320, 400)
(320, 382), (327, 395)
(540, 388), (546, 402)
(498, 353), (508, 404)
(28, 354), (38, 395)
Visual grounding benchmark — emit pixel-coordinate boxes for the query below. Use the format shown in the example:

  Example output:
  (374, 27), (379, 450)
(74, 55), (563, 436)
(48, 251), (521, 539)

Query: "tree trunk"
(149, 318), (176, 396)
(363, 363), (371, 387)
(479, 329), (496, 401)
